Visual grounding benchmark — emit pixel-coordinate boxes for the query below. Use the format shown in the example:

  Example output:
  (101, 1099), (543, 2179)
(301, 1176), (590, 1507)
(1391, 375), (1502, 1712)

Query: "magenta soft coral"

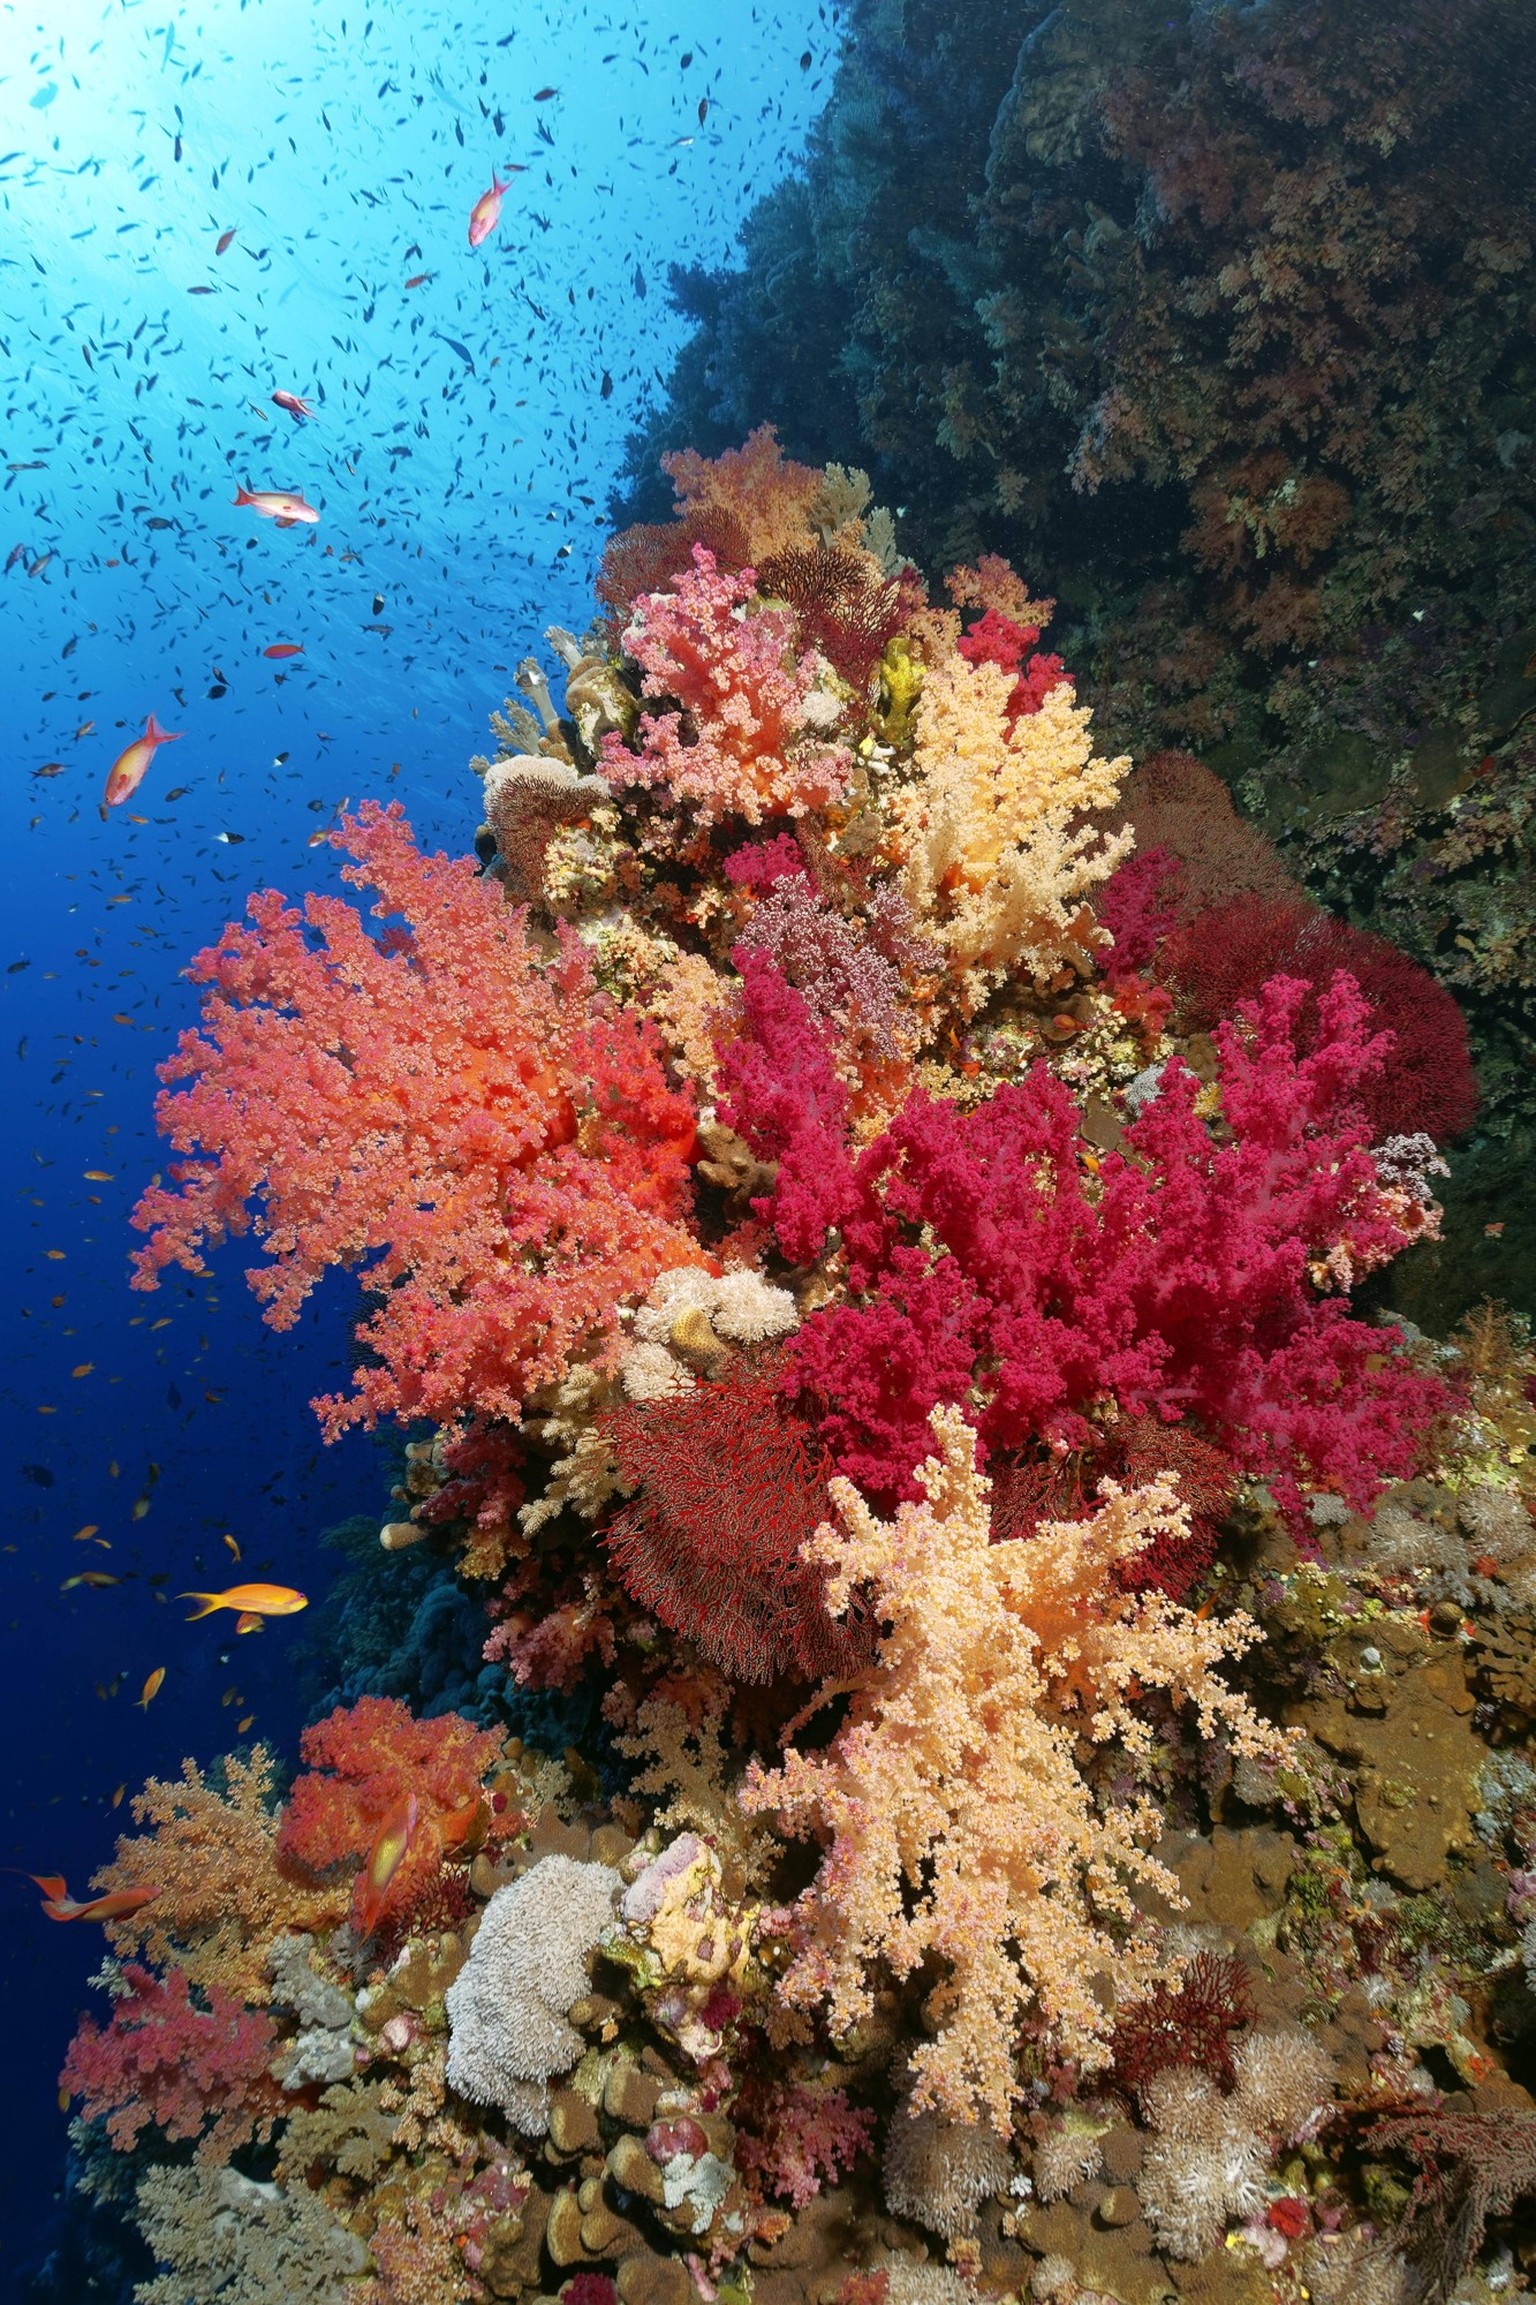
(130, 802), (700, 1437)
(780, 975), (1449, 1522)
(716, 947), (860, 1267)
(61, 1963), (280, 2163)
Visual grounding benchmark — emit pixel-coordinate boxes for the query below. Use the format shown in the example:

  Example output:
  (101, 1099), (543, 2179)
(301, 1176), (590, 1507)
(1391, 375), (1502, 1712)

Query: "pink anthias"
(103, 712), (180, 809)
(468, 170), (511, 248)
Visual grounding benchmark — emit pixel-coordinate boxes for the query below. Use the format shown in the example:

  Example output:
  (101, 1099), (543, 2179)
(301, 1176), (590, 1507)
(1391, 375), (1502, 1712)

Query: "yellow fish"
(137, 1667), (165, 1710)
(178, 1582), (307, 1621)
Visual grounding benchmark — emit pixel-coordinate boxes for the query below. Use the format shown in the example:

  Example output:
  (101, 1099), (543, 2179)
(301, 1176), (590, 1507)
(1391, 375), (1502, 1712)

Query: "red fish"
(30, 1874), (161, 1924)
(468, 171), (511, 249)
(353, 1793), (420, 1938)
(262, 643), (303, 659)
(215, 227), (236, 254)
(103, 713), (179, 809)
(233, 486), (319, 527)
(270, 389), (314, 422)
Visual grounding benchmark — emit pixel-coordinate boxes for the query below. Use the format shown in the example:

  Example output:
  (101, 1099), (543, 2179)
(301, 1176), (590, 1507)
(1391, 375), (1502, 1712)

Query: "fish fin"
(178, 1592), (222, 1619)
(273, 516), (297, 529)
(232, 487), (251, 505)
(29, 1873), (69, 1900)
(144, 714), (180, 743)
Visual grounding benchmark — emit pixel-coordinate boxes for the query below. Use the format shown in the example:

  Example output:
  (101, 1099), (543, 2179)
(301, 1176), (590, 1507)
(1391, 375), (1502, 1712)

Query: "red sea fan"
(757, 541), (906, 693)
(604, 1360), (867, 1684)
(1163, 899), (1479, 1141)
(1111, 1952), (1256, 2105)
(61, 1963), (281, 2164)
(130, 802), (701, 1437)
(991, 1420), (1234, 1602)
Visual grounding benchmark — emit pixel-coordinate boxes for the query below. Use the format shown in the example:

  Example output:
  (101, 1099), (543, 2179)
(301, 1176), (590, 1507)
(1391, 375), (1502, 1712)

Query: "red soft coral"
(956, 605), (1069, 719)
(733, 2074), (875, 2207)
(131, 802), (701, 1437)
(782, 975), (1449, 1525)
(61, 1963), (280, 2163)
(1162, 897), (1479, 1142)
(603, 1359), (869, 1684)
(276, 1696), (510, 1938)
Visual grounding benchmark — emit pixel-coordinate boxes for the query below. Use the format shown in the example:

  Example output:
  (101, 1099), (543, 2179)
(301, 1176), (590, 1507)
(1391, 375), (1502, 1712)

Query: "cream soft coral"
(742, 1407), (1291, 2134)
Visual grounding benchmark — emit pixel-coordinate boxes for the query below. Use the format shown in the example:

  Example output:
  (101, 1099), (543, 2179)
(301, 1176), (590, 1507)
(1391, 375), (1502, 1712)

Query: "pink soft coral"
(716, 948), (860, 1266)
(599, 546), (850, 826)
(61, 1963), (280, 2163)
(131, 802), (700, 1436)
(778, 975), (1448, 1523)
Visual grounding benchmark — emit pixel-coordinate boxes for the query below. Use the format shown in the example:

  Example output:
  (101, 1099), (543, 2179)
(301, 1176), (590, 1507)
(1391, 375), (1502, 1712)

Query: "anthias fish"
(353, 1791), (419, 1937)
(270, 389), (314, 421)
(31, 1875), (160, 1924)
(179, 1581), (308, 1620)
(103, 713), (179, 808)
(468, 171), (511, 249)
(233, 486), (319, 527)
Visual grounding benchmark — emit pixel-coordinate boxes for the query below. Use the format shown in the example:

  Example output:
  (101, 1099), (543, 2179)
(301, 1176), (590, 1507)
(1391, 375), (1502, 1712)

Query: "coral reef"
(54, 435), (1536, 2305)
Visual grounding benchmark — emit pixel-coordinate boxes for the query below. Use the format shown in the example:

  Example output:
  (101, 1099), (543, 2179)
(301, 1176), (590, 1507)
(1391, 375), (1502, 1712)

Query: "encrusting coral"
(50, 431), (1536, 2305)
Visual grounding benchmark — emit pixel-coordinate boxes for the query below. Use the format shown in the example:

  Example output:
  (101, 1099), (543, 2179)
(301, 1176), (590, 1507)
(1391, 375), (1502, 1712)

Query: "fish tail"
(178, 1592), (221, 1619)
(145, 714), (179, 743)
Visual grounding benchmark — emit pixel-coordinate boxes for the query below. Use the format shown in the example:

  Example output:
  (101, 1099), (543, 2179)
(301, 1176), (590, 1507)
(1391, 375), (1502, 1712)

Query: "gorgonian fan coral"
(77, 431), (1507, 2305)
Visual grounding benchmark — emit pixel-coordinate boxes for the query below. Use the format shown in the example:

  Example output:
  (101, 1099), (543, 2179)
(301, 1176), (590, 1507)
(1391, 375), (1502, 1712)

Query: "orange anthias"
(352, 1792), (421, 1939)
(31, 1874), (160, 1924)
(179, 1582), (307, 1621)
(103, 713), (179, 809)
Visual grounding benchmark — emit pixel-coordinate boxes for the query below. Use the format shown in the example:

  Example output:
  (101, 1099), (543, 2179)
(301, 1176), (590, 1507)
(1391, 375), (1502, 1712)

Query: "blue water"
(0, 1), (838, 2286)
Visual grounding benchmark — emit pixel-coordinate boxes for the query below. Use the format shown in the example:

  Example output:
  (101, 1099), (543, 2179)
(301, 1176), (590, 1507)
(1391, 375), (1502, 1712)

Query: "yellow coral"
(892, 654), (1131, 1009)
(93, 1747), (345, 2004)
(742, 1408), (1290, 2134)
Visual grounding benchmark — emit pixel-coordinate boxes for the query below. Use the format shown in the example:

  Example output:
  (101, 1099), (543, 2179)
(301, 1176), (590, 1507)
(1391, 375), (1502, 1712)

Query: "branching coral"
(742, 1406), (1289, 2132)
(61, 1964), (281, 2164)
(131, 801), (701, 1437)
(890, 648), (1130, 1007)
(600, 546), (850, 828)
(90, 1746), (341, 2004)
(780, 975), (1448, 1520)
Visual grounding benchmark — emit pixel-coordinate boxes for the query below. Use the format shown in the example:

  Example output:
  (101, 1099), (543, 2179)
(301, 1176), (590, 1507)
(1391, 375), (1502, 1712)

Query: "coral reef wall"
(615, 0), (1536, 1317)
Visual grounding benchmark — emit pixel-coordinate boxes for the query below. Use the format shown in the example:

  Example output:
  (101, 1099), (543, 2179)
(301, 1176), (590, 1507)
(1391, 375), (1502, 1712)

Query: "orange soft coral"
(131, 801), (702, 1436)
(661, 424), (824, 566)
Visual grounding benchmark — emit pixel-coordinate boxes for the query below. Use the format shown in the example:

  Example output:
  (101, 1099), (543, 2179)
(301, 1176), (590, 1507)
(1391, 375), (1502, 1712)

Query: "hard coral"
(131, 803), (700, 1439)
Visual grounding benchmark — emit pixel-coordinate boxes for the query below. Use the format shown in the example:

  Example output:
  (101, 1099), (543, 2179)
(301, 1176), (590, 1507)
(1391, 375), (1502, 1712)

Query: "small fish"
(61, 1572), (123, 1590)
(215, 226), (236, 253)
(468, 171), (511, 249)
(533, 85), (559, 101)
(270, 389), (314, 421)
(103, 713), (179, 809)
(223, 1532), (242, 1561)
(262, 643), (303, 658)
(233, 486), (319, 527)
(31, 1875), (160, 1924)
(403, 271), (433, 289)
(237, 1714), (255, 1733)
(136, 1667), (165, 1710)
(353, 1792), (419, 1938)
(179, 1582), (307, 1620)
(234, 1610), (265, 1634)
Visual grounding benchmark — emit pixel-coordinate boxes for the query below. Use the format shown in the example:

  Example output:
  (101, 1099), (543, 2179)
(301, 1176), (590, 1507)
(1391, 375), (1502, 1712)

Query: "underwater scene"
(3, 1), (1536, 2300)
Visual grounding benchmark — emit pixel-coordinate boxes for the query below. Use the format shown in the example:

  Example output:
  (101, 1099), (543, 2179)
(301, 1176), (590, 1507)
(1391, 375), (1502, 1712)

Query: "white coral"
(444, 1855), (619, 2136)
(1139, 2027), (1334, 2261)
